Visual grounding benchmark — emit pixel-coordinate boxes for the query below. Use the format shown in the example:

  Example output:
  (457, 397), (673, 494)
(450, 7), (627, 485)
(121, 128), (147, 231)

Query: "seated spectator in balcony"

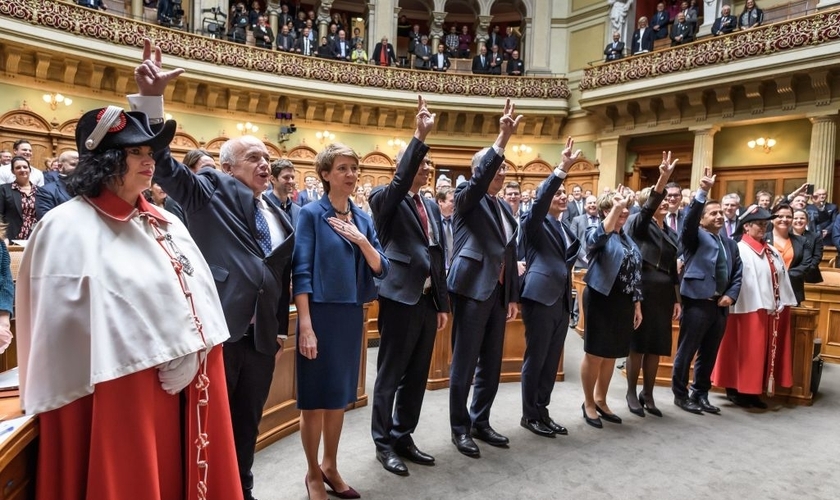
(295, 27), (315, 56)
(651, 2), (670, 40)
(333, 29), (352, 61)
(372, 36), (397, 66)
(739, 0), (764, 29)
(277, 24), (295, 52)
(471, 45), (490, 74)
(486, 25), (502, 51)
(76, 0), (107, 10)
(458, 25), (473, 59)
(681, 0), (699, 34)
(502, 26), (519, 60)
(604, 31), (625, 61)
(317, 36), (336, 58)
(229, 2), (248, 44)
(631, 17), (654, 54)
(431, 43), (451, 72)
(408, 24), (423, 55)
(445, 26), (460, 57)
(253, 16), (274, 50)
(414, 35), (433, 70)
(351, 41), (368, 64)
(488, 45), (503, 75)
(712, 4), (738, 35)
(670, 12), (694, 46)
(507, 50), (525, 76)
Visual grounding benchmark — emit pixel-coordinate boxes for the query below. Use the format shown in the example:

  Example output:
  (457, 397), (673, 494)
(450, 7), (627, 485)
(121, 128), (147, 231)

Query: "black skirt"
(630, 266), (676, 356)
(583, 281), (635, 359)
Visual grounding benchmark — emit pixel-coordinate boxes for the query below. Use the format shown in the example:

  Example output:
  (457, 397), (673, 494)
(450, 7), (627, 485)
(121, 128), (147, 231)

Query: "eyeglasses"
(665, 193), (681, 199)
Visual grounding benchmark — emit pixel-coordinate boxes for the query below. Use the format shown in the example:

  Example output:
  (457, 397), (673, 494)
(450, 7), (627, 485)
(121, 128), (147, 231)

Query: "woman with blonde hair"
(294, 142), (388, 500)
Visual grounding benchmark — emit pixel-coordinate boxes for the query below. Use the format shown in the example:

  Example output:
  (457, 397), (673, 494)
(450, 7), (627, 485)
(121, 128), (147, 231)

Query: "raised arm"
(524, 137), (581, 239)
(681, 167), (715, 253)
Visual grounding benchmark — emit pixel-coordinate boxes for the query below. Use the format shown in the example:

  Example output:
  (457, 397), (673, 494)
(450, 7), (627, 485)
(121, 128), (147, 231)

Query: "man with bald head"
(130, 40), (294, 499)
(36, 150), (78, 219)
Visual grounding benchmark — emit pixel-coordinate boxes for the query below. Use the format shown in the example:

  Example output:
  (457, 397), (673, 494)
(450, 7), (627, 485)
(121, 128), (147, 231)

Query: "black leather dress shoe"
(376, 450), (409, 476)
(394, 442), (435, 465)
(691, 394), (721, 414)
(451, 433), (480, 457)
(595, 404), (622, 424)
(674, 397), (703, 414)
(520, 417), (555, 438)
(471, 426), (510, 447)
(541, 416), (568, 436)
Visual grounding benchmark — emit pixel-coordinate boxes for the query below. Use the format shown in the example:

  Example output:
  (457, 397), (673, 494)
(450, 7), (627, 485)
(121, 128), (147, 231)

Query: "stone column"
(131, 0), (144, 21)
(596, 137), (628, 191)
(475, 15), (492, 49)
(690, 125), (719, 191)
(268, 6), (279, 49)
(808, 113), (838, 201)
(317, 0), (334, 41)
(697, 0), (722, 38)
(365, 2), (377, 55)
(429, 11), (447, 51)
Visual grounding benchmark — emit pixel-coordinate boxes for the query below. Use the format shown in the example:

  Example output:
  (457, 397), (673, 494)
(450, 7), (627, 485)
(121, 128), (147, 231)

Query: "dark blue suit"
(153, 152), (294, 498)
(265, 190), (301, 227)
(651, 11), (670, 39)
(519, 173), (579, 421)
(42, 170), (60, 185)
(447, 147), (520, 435)
(368, 137), (449, 454)
(35, 176), (72, 220)
(672, 192), (742, 400)
(298, 188), (320, 206)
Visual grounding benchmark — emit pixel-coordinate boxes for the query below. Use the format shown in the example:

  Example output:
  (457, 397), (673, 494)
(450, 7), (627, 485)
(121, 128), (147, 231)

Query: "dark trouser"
(224, 331), (277, 498)
(371, 295), (438, 452)
(672, 297), (728, 400)
(449, 285), (507, 435)
(520, 298), (569, 420)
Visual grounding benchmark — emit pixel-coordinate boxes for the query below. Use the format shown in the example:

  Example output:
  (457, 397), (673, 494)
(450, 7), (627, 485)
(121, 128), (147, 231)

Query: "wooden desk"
(0, 398), (36, 500)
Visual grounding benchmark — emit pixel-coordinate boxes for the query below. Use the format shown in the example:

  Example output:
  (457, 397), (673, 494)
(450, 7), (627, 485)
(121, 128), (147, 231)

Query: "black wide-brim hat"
(733, 204), (776, 237)
(75, 106), (176, 155)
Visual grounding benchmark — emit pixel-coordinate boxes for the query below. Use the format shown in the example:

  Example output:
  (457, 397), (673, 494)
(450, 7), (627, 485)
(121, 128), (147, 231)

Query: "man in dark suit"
(369, 97), (449, 476)
(651, 2), (670, 40)
(563, 184), (584, 222)
(712, 4), (738, 36)
(252, 15), (274, 50)
(568, 194), (599, 327)
(670, 12), (694, 46)
(333, 29), (352, 61)
(130, 45), (295, 500)
(297, 175), (320, 205)
(407, 24), (422, 55)
(604, 31), (625, 61)
(664, 181), (685, 234)
(275, 24), (295, 52)
(294, 27), (315, 56)
(413, 35), (432, 70)
(519, 137), (581, 438)
(506, 50), (525, 76)
(485, 25), (502, 51)
(36, 150), (76, 220)
(448, 99), (521, 457)
(266, 159), (301, 227)
(488, 45), (503, 75)
(672, 168), (742, 415)
(431, 43), (451, 72)
(720, 192), (740, 239)
(471, 45), (490, 74)
(809, 187), (837, 240)
(372, 36), (397, 66)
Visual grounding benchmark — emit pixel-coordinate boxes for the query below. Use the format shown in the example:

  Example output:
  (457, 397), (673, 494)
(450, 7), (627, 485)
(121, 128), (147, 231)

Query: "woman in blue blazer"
(581, 188), (643, 428)
(293, 143), (388, 500)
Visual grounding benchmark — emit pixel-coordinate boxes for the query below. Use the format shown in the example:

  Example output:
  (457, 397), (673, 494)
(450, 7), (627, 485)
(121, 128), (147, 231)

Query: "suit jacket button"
(259, 288), (265, 295)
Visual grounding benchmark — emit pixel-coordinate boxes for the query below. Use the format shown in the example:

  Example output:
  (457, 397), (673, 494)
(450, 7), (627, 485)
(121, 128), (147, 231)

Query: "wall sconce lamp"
(42, 93), (72, 110)
(747, 137), (776, 153)
(316, 130), (335, 144)
(237, 122), (259, 135)
(387, 138), (406, 151)
(511, 144), (532, 157)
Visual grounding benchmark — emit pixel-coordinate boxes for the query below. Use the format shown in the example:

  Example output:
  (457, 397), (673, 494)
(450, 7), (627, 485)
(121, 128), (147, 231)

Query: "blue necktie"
(254, 199), (273, 256)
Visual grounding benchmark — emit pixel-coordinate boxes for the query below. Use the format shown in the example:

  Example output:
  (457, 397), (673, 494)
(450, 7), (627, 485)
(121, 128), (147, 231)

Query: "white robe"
(16, 194), (230, 414)
(731, 240), (797, 314)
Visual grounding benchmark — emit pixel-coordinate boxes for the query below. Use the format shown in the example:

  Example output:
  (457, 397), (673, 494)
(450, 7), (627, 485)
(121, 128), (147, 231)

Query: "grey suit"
(447, 147), (520, 435)
(153, 152), (294, 498)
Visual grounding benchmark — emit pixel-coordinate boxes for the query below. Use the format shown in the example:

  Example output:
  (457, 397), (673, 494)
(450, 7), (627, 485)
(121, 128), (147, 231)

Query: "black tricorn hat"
(75, 106), (176, 155)
(733, 204), (776, 237)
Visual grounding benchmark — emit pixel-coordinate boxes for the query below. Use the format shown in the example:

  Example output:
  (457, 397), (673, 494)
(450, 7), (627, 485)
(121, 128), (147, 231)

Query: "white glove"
(157, 352), (200, 394)
(0, 327), (11, 354)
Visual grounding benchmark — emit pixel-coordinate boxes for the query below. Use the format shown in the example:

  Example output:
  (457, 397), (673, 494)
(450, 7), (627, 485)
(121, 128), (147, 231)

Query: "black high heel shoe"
(626, 394), (645, 417)
(594, 404), (623, 424)
(581, 403), (603, 428)
(639, 391), (663, 417)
